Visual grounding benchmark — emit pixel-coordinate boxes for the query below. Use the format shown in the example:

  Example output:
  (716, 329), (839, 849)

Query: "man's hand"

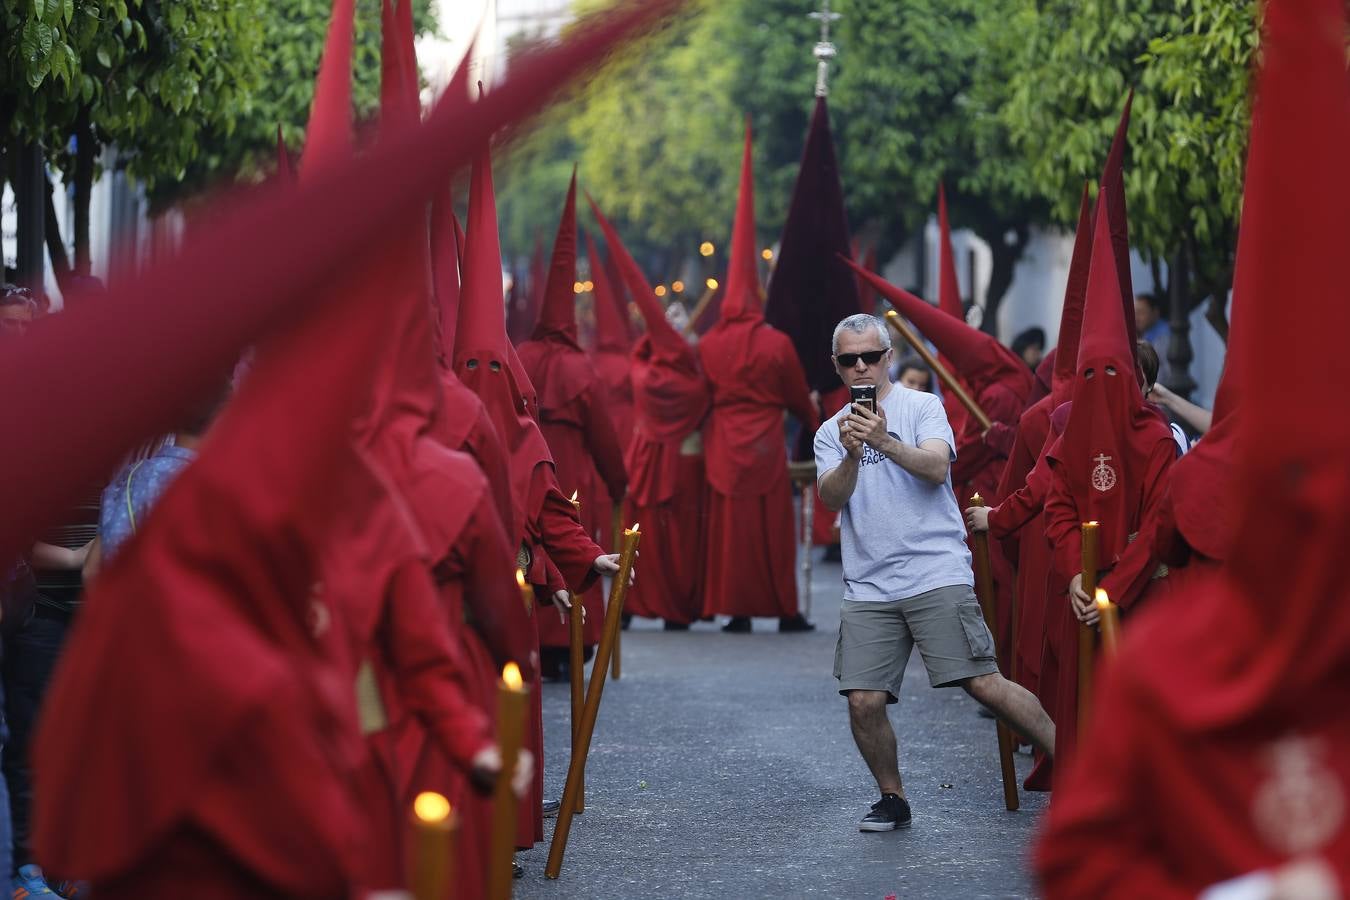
(838, 410), (864, 460)
(1068, 573), (1099, 625)
(964, 505), (991, 533)
(593, 553), (636, 586)
(845, 403), (890, 451)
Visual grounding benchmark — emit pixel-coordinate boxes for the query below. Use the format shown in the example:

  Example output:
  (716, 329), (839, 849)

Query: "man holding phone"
(814, 314), (1054, 832)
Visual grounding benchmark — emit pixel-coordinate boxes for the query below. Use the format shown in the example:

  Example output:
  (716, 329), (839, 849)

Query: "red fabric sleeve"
(1099, 442), (1175, 611)
(989, 437), (1055, 540)
(1045, 461), (1085, 586)
(581, 384), (629, 503)
(775, 335), (819, 430)
(536, 472), (603, 594)
(382, 564), (494, 770)
(1036, 664), (1192, 900)
(541, 555), (567, 595)
(458, 494), (535, 681)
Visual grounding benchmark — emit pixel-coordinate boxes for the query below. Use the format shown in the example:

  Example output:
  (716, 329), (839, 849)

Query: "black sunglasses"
(834, 349), (888, 368)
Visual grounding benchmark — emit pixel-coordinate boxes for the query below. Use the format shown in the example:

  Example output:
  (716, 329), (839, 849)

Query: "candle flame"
(1094, 588), (1111, 609)
(570, 490), (578, 502)
(1085, 520), (1100, 527)
(413, 791), (452, 824)
(630, 522), (640, 532)
(515, 569), (527, 589)
(970, 492), (983, 505)
(502, 662), (524, 690)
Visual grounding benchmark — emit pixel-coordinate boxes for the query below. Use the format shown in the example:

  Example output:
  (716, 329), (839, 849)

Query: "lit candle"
(488, 663), (528, 900)
(515, 568), (532, 615)
(545, 524), (642, 880)
(1095, 588), (1121, 655)
(409, 791), (456, 900)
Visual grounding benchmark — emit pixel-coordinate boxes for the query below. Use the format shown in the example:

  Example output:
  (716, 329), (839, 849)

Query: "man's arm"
(816, 408), (860, 511)
(847, 404), (949, 485)
(818, 454), (859, 512)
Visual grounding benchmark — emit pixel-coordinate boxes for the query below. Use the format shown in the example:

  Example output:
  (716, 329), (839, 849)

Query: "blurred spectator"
(0, 286), (36, 339)
(894, 355), (933, 393)
(1134, 292), (1172, 385)
(92, 379), (232, 571)
(1011, 326), (1046, 370)
(1137, 341), (1190, 455)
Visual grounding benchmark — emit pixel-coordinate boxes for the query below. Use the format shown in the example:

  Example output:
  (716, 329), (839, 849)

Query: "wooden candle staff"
(409, 792), (456, 900)
(610, 503), (623, 681)
(545, 523), (642, 880)
(967, 493), (1019, 812)
(567, 492), (586, 814)
(488, 663), (528, 900)
(1095, 588), (1121, 656)
(682, 284), (716, 336)
(1078, 521), (1100, 730)
(883, 310), (993, 432)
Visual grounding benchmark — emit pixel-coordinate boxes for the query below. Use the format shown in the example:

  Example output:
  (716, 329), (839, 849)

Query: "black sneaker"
(721, 616), (752, 633)
(859, 793), (912, 832)
(542, 799), (561, 818)
(779, 614), (816, 633)
(663, 620), (690, 631)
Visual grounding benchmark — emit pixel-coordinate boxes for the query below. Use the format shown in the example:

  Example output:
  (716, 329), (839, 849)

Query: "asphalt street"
(516, 549), (1048, 900)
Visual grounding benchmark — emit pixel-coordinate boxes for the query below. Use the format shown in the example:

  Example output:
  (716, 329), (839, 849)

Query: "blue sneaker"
(12, 864), (59, 898)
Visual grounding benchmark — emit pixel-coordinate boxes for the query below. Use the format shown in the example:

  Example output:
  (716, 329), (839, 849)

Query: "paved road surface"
(517, 550), (1047, 900)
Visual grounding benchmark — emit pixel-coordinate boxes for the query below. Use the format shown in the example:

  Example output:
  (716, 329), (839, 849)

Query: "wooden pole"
(1078, 522), (1100, 732)
(567, 496), (585, 813)
(883, 310), (993, 431)
(545, 525), (642, 880)
(682, 285), (716, 336)
(967, 493), (1020, 812)
(610, 503), (623, 681)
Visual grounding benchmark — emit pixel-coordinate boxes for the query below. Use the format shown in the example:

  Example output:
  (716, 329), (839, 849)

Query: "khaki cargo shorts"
(834, 584), (997, 703)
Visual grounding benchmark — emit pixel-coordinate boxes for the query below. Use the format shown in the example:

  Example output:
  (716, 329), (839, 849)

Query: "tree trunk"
(43, 175), (73, 293)
(979, 222), (1028, 338)
(10, 140), (46, 292)
(74, 106), (97, 276)
(1165, 246), (1197, 398)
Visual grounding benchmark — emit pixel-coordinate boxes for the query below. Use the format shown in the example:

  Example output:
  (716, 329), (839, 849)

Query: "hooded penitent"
(1037, 2), (1350, 893)
(764, 96), (863, 397)
(590, 193), (711, 625)
(698, 120), (817, 621)
(517, 174), (627, 650)
(586, 229), (636, 453)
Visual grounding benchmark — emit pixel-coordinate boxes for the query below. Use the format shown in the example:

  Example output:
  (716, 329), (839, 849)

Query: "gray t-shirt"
(813, 386), (973, 602)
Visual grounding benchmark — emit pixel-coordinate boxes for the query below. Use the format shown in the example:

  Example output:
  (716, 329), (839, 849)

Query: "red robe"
(699, 322), (817, 618)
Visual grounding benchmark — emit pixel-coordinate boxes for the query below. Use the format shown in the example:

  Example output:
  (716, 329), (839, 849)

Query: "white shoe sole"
(859, 818), (911, 832)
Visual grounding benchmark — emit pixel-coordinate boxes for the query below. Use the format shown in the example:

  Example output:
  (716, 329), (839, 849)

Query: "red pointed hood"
(1135, 0), (1349, 730)
(1048, 194), (1171, 567)
(301, 0), (354, 177)
(846, 262), (1033, 402)
(586, 230), (630, 354)
(936, 182), (964, 322)
(454, 142), (553, 537)
(430, 187), (461, 362)
(275, 125), (296, 183)
(531, 168), (581, 346)
(587, 192), (691, 366)
(1099, 90), (1139, 362)
(1050, 184), (1094, 406)
(716, 121), (762, 324)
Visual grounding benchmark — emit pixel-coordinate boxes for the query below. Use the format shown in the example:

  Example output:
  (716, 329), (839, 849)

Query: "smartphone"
(849, 383), (877, 415)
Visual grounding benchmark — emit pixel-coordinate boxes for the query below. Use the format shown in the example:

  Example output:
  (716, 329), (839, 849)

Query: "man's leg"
(963, 673), (1055, 758)
(846, 690), (903, 797)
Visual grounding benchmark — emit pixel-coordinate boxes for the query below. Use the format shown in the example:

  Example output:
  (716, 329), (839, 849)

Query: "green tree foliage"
(999, 0), (1259, 299)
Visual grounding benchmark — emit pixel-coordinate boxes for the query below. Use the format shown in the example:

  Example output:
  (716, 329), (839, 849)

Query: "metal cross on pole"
(808, 0), (841, 98)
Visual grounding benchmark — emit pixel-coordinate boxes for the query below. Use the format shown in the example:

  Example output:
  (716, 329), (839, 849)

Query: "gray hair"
(831, 313), (891, 355)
